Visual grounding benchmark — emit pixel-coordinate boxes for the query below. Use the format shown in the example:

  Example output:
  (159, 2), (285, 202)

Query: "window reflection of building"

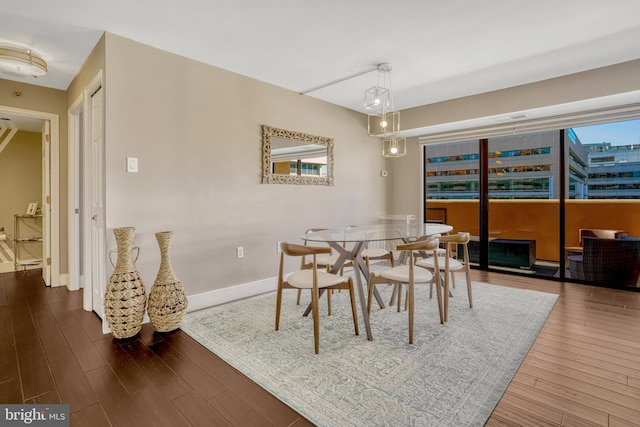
(425, 132), (566, 199)
(586, 143), (640, 199)
(425, 127), (640, 200)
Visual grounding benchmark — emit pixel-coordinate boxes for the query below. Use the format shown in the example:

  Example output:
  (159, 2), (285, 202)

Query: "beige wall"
(102, 33), (385, 295)
(0, 131), (42, 241)
(67, 34), (105, 102)
(389, 59), (640, 219)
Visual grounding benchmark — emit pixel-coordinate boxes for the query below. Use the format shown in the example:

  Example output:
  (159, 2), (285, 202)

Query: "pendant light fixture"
(0, 44), (47, 78)
(382, 136), (407, 157)
(364, 63), (406, 157)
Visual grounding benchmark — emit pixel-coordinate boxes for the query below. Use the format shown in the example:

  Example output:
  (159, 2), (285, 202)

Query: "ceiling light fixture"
(0, 44), (47, 78)
(382, 135), (407, 157)
(365, 63), (405, 157)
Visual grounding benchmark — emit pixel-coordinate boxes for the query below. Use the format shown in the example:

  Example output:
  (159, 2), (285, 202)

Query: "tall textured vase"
(104, 227), (147, 339)
(147, 231), (188, 332)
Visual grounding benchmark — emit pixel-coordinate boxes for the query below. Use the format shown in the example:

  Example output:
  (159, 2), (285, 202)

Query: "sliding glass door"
(564, 119), (640, 286)
(424, 140), (480, 265)
(486, 132), (560, 277)
(424, 118), (640, 288)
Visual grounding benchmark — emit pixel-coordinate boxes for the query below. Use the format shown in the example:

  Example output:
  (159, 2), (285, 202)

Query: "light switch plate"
(127, 157), (138, 173)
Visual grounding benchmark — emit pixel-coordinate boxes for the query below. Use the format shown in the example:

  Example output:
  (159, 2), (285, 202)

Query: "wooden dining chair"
(366, 237), (442, 344)
(416, 232), (472, 322)
(297, 228), (339, 309)
(276, 242), (359, 354)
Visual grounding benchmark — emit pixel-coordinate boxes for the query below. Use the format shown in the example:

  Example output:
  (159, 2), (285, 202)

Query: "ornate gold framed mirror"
(262, 125), (334, 185)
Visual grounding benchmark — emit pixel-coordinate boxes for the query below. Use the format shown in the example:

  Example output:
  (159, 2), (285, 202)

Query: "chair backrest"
(282, 242), (331, 257)
(280, 242), (332, 280)
(425, 207), (447, 224)
(579, 229), (628, 246)
(437, 232), (470, 245)
(301, 228), (330, 269)
(396, 237), (440, 253)
(582, 237), (640, 286)
(437, 232), (470, 259)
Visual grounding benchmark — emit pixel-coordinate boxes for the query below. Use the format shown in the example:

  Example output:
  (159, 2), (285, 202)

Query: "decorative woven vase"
(147, 231), (188, 332)
(104, 227), (147, 339)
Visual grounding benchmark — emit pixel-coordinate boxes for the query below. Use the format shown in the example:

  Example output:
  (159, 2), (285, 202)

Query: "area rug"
(181, 278), (558, 426)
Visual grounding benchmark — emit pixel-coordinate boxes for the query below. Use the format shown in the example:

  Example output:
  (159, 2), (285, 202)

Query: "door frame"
(0, 105), (58, 286)
(68, 71), (106, 313)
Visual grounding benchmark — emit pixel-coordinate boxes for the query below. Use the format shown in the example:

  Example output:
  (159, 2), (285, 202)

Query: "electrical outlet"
(236, 246), (244, 259)
(277, 241), (282, 253)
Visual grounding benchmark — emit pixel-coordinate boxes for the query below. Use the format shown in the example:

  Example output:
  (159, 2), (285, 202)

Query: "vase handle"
(132, 246), (140, 263)
(108, 249), (117, 268)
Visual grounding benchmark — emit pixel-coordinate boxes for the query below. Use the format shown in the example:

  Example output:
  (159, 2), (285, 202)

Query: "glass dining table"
(302, 223), (453, 340)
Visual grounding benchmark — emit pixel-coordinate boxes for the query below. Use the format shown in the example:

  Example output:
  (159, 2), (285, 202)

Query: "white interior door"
(89, 86), (106, 318)
(41, 121), (51, 286)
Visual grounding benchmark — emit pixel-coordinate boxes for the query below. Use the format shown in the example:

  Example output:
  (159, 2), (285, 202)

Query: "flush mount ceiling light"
(0, 44), (47, 78)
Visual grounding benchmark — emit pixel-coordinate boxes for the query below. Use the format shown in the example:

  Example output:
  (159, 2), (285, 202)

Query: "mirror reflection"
(262, 125), (334, 185)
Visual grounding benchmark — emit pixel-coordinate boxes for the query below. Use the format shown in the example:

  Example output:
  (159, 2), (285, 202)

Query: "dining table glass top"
(301, 223), (453, 243)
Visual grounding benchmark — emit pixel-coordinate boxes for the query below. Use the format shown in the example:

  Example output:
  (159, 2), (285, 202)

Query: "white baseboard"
(187, 276), (278, 313)
(98, 276), (278, 335)
(59, 273), (74, 290)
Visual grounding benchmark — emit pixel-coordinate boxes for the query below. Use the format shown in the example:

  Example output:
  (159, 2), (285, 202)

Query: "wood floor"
(2, 269), (640, 426)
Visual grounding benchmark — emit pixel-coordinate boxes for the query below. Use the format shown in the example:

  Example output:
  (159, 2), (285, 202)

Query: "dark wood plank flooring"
(1, 270), (311, 427)
(2, 268), (640, 426)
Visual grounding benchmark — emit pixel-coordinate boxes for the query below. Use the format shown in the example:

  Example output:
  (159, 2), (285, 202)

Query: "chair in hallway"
(276, 242), (359, 354)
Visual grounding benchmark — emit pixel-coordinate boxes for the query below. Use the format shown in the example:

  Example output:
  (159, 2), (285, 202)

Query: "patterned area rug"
(182, 277), (558, 426)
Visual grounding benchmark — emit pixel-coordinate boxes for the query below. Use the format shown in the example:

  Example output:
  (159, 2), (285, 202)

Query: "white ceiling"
(2, 0), (640, 132)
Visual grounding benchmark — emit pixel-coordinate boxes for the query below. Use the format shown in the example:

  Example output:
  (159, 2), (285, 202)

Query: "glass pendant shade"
(382, 136), (406, 157)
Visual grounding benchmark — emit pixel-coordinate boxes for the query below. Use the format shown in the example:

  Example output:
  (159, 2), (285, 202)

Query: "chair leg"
(465, 264), (473, 308)
(388, 285), (397, 307)
(434, 271), (444, 324)
(408, 281), (415, 344)
(296, 289), (301, 305)
(443, 270), (450, 323)
(275, 285), (284, 331)
(367, 275), (375, 314)
(312, 285), (320, 354)
(327, 288), (332, 316)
